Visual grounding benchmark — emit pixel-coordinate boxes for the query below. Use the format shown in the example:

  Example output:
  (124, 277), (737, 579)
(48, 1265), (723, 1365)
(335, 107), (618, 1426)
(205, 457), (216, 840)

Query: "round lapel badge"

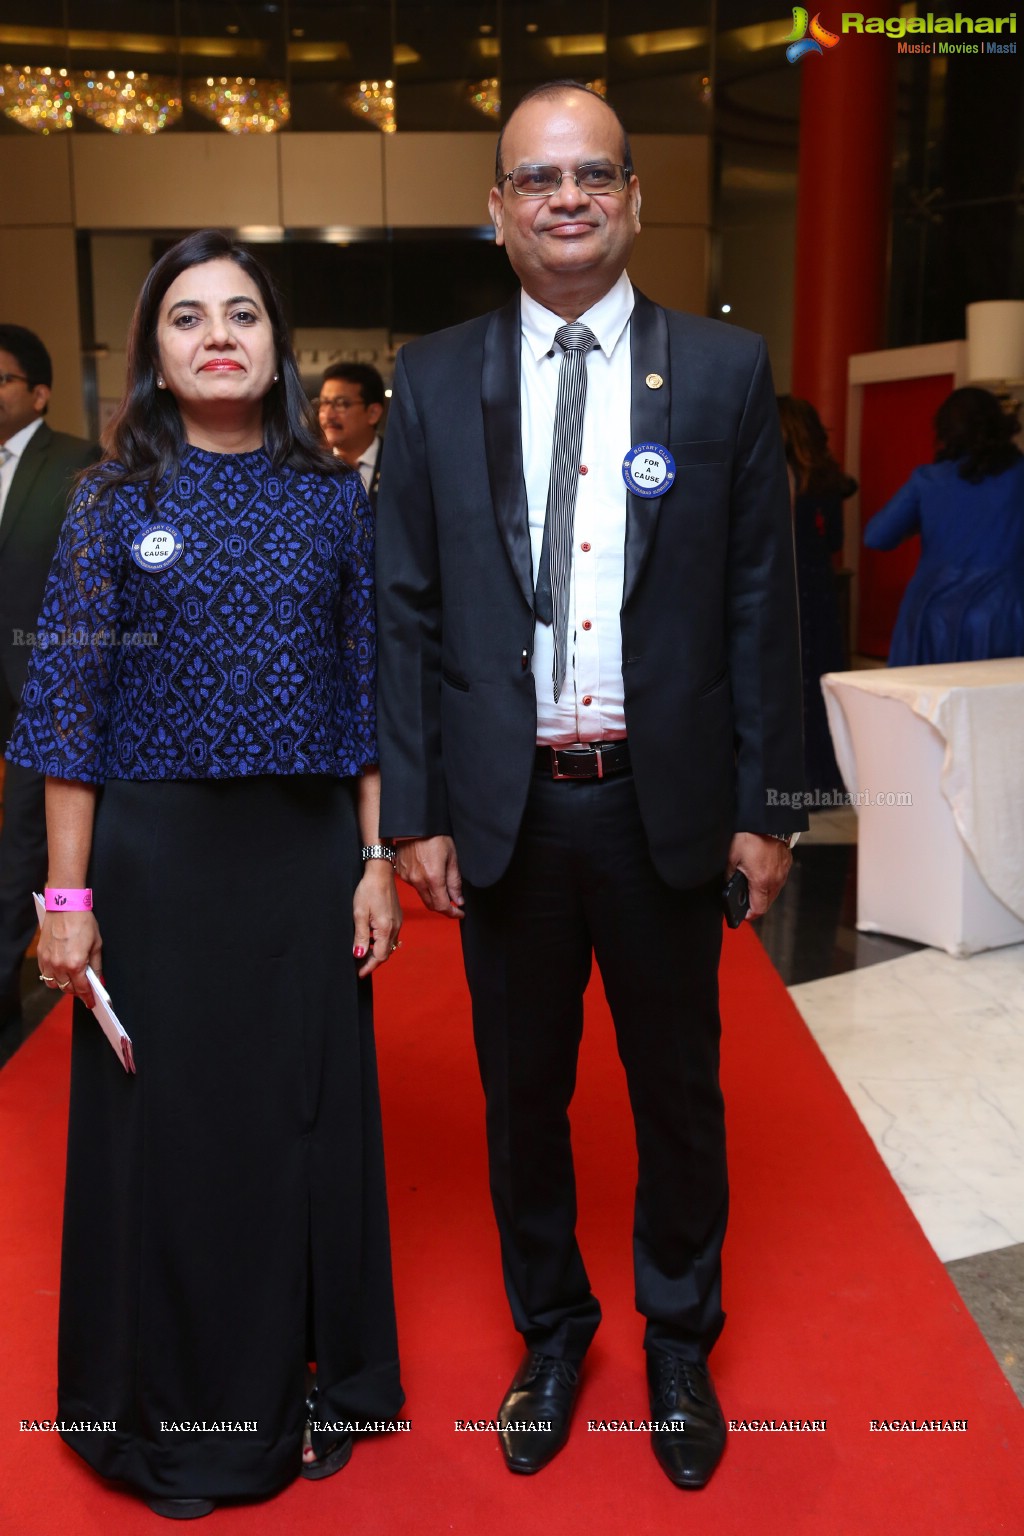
(622, 442), (677, 499)
(131, 522), (184, 573)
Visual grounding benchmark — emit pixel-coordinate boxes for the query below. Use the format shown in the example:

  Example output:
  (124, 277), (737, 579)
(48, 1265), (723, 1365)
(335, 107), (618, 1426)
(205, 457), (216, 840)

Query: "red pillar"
(790, 32), (897, 468)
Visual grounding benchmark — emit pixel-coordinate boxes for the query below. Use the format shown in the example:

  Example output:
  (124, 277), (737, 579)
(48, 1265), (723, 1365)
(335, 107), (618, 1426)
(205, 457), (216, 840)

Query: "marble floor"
(759, 811), (1024, 1404)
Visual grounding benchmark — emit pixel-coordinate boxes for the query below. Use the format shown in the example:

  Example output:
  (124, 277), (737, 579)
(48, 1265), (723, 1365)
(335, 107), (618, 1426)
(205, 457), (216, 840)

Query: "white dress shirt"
(335, 433), (380, 494)
(356, 433), (381, 494)
(0, 415), (44, 525)
(520, 270), (634, 746)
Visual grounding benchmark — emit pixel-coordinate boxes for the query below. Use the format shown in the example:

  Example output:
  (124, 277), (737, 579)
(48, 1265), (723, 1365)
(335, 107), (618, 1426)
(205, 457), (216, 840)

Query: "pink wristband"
(44, 887), (93, 912)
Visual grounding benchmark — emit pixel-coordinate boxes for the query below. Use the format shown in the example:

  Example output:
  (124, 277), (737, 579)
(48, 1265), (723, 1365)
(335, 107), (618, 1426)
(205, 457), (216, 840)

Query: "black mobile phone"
(721, 869), (750, 928)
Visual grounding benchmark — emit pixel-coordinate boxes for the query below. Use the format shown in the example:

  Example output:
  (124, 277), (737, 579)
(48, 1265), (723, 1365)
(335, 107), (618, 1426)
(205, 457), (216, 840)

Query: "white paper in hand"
(33, 893), (136, 1074)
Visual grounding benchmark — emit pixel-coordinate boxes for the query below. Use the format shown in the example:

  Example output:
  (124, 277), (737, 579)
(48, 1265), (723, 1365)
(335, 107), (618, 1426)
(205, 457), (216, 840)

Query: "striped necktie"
(535, 321), (598, 702)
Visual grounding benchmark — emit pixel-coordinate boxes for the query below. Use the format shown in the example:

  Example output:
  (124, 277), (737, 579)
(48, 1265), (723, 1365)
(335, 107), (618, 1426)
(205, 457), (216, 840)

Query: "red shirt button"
(581, 619), (592, 631)
(582, 695), (593, 706)
(580, 541), (591, 552)
(579, 464), (589, 475)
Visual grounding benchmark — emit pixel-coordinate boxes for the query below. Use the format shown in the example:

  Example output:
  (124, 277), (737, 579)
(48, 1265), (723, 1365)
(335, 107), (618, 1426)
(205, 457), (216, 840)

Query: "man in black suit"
(316, 362), (385, 508)
(376, 83), (806, 1489)
(0, 325), (95, 1030)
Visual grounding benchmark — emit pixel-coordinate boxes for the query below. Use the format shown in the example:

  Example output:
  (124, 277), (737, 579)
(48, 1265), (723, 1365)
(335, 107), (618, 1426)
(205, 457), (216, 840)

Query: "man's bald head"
(494, 81), (633, 182)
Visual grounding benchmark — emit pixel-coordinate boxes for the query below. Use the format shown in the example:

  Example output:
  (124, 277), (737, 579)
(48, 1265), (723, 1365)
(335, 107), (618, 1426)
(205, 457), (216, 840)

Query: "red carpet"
(1, 908), (1022, 1535)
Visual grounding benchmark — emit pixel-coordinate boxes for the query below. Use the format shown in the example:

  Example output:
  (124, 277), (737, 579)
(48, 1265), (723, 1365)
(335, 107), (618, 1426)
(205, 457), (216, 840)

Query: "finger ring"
(389, 941), (402, 954)
(39, 973), (56, 983)
(58, 980), (72, 990)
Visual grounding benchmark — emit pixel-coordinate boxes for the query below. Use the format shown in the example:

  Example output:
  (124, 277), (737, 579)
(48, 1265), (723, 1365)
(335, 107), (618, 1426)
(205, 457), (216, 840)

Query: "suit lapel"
(0, 422), (51, 558)
(624, 289), (671, 607)
(482, 294), (534, 612)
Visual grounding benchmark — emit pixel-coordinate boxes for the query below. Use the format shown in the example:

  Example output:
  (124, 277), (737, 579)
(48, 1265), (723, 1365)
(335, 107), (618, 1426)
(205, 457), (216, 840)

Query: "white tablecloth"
(822, 659), (1024, 956)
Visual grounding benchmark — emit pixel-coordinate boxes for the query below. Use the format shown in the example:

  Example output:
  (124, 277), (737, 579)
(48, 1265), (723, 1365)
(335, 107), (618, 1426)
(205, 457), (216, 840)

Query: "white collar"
(520, 270), (635, 363)
(333, 434), (380, 469)
(357, 434), (381, 470)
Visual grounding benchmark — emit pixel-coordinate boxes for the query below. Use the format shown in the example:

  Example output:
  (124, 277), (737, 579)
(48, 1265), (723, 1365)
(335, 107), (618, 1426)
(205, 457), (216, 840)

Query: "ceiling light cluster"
(73, 70), (182, 134)
(343, 78), (395, 133)
(1, 63), (290, 133)
(188, 77), (290, 133)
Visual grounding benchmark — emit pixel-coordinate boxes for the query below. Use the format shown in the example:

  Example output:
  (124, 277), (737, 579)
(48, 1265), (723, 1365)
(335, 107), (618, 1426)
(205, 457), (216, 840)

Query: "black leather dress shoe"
(646, 1350), (726, 1489)
(497, 1351), (582, 1474)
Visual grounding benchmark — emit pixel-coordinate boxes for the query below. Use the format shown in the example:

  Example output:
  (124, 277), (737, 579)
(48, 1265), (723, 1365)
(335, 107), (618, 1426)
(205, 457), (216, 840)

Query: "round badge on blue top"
(622, 442), (677, 499)
(131, 522), (184, 573)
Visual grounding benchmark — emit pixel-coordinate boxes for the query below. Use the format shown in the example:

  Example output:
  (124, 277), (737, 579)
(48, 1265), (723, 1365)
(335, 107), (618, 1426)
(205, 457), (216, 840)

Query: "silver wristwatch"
(766, 831), (801, 849)
(361, 842), (396, 865)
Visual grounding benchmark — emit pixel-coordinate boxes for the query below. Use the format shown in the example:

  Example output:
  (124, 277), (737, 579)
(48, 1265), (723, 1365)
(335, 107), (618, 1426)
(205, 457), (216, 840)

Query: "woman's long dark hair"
(95, 230), (338, 502)
(776, 395), (856, 499)
(934, 386), (1021, 484)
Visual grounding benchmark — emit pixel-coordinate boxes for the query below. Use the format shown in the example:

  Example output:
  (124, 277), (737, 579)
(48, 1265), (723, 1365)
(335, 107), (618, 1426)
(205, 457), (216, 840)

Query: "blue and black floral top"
(6, 444), (377, 783)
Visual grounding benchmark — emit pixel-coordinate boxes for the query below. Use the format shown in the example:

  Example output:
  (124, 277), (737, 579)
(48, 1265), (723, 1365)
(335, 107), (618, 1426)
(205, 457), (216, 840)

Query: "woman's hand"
(37, 909), (102, 1008)
(351, 861), (403, 978)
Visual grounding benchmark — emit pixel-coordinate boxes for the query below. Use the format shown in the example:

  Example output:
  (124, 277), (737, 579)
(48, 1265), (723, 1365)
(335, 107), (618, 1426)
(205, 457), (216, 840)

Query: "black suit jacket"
(0, 423), (97, 726)
(376, 289), (807, 890)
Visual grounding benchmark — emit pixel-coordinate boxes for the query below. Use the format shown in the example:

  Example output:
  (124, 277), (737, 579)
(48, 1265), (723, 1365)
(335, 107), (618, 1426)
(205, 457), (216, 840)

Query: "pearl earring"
(156, 377), (166, 389)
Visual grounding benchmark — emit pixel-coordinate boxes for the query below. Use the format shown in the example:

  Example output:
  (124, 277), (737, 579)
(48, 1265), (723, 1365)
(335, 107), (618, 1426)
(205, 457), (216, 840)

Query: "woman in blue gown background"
(864, 387), (1024, 667)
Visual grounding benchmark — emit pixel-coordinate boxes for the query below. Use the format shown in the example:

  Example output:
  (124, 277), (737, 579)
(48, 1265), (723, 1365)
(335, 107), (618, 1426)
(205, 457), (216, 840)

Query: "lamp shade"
(966, 301), (1024, 386)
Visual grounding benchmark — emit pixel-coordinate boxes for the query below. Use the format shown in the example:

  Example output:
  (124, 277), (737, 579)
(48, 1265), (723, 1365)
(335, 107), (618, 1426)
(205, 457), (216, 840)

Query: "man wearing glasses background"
(315, 362), (386, 509)
(377, 82), (805, 1491)
(0, 325), (95, 1042)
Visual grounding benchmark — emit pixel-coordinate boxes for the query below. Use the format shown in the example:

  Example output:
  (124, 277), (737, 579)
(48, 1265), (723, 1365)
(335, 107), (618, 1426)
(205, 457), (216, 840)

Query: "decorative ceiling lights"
(0, 65), (73, 133)
(344, 78), (395, 133)
(187, 76), (290, 133)
(72, 71), (181, 134)
(467, 77), (500, 119)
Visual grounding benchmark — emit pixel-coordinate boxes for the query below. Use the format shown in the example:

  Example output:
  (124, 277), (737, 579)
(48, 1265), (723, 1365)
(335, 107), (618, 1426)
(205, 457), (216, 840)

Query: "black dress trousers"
(460, 764), (728, 1364)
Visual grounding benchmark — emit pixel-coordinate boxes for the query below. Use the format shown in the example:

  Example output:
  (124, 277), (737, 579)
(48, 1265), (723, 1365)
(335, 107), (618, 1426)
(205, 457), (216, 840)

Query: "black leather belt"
(535, 740), (631, 781)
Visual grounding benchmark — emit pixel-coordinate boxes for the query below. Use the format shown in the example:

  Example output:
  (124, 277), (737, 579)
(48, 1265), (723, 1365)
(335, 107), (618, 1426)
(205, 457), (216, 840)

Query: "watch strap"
(362, 842), (396, 865)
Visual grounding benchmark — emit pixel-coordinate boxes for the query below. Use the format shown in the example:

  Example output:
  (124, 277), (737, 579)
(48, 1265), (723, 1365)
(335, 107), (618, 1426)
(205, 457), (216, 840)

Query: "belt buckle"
(549, 747), (575, 780)
(549, 743), (601, 781)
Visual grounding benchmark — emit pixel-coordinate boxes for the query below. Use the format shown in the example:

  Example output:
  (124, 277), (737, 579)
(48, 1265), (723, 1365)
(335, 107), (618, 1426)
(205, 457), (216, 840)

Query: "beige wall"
(280, 135), (385, 228)
(0, 129), (713, 423)
(0, 224), (87, 438)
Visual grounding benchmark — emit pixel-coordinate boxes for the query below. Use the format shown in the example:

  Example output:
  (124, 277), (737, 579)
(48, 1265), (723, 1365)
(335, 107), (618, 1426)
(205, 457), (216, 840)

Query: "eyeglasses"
(0, 372), (30, 387)
(498, 162), (629, 198)
(314, 396), (364, 414)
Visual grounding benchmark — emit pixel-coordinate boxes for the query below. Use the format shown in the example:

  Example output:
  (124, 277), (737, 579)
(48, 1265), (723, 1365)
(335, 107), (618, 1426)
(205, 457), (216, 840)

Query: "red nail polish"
(353, 945), (366, 959)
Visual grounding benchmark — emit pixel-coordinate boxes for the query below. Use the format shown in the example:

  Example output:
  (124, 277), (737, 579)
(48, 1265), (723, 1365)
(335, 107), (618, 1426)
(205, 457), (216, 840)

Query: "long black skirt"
(56, 777), (403, 1502)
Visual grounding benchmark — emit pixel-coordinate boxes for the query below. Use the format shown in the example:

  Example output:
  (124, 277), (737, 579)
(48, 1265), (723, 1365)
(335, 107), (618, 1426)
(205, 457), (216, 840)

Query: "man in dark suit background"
(0, 325), (95, 1032)
(376, 83), (806, 1490)
(316, 361), (386, 508)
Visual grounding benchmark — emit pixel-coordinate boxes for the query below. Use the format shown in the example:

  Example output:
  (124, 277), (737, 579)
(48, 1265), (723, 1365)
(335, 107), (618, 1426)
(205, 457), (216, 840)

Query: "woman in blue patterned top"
(7, 231), (404, 1518)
